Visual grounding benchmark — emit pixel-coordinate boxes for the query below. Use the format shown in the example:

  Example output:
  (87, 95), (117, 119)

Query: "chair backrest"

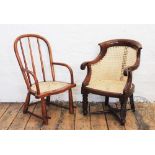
(14, 34), (55, 90)
(90, 39), (142, 82)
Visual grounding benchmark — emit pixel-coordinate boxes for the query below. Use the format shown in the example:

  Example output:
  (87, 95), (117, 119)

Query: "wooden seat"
(14, 34), (76, 125)
(81, 39), (142, 125)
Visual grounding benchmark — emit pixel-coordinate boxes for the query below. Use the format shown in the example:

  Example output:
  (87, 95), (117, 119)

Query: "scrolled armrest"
(53, 62), (74, 84)
(123, 67), (132, 76)
(80, 62), (89, 70)
(80, 61), (89, 70)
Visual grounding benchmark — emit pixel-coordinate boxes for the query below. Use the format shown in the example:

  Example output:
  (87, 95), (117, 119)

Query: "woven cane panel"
(126, 47), (137, 67)
(31, 81), (70, 93)
(87, 78), (127, 94)
(87, 46), (137, 93)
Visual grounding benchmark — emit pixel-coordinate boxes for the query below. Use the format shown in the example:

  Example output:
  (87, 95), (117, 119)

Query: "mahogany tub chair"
(14, 34), (76, 125)
(81, 39), (142, 125)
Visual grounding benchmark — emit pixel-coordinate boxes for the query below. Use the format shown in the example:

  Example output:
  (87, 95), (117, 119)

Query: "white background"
(0, 24), (155, 102)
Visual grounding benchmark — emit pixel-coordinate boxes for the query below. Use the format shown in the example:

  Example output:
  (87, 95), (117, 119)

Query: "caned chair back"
(90, 39), (142, 84)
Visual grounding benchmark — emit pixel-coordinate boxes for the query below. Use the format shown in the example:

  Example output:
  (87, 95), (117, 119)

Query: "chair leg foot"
(69, 89), (74, 114)
(120, 119), (125, 126)
(23, 92), (30, 114)
(41, 98), (48, 125)
(130, 94), (135, 112)
(120, 97), (128, 125)
(82, 93), (88, 115)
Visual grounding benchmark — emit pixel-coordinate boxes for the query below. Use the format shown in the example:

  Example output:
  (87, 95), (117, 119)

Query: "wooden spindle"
(27, 37), (37, 80)
(46, 43), (55, 81)
(37, 38), (46, 81)
(20, 39), (31, 86)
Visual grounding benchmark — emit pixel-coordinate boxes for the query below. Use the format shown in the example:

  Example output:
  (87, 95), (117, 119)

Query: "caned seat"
(86, 79), (127, 94)
(81, 39), (142, 125)
(14, 34), (76, 125)
(31, 81), (73, 94)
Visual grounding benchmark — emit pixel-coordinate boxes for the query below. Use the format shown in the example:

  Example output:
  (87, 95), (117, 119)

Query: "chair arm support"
(80, 61), (92, 87)
(23, 68), (35, 78)
(123, 49), (141, 94)
(123, 67), (133, 94)
(53, 62), (74, 84)
(23, 68), (40, 94)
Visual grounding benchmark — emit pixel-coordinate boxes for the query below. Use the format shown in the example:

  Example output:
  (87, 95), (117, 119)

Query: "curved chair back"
(90, 39), (142, 83)
(14, 34), (55, 91)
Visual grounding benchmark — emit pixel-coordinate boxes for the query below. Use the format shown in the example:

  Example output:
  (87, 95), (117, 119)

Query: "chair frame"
(14, 34), (76, 125)
(81, 39), (142, 125)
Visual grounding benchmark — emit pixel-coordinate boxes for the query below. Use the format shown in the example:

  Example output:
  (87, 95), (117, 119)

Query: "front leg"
(120, 96), (128, 125)
(68, 89), (74, 114)
(23, 92), (31, 114)
(41, 98), (48, 125)
(82, 93), (88, 115)
(130, 94), (135, 112)
(46, 96), (50, 105)
(105, 96), (109, 106)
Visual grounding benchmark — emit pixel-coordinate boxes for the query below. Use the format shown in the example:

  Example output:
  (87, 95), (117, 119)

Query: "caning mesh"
(31, 81), (70, 93)
(86, 46), (137, 93)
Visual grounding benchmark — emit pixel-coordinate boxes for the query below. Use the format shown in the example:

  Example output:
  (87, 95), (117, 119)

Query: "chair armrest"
(123, 67), (132, 76)
(80, 52), (106, 86)
(53, 62), (74, 84)
(80, 62), (90, 70)
(80, 61), (92, 87)
(80, 50), (104, 70)
(80, 56), (102, 70)
(23, 68), (35, 78)
(23, 68), (40, 94)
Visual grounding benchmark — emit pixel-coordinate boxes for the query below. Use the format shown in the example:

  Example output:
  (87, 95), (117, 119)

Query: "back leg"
(68, 89), (74, 114)
(130, 94), (135, 112)
(46, 96), (50, 105)
(105, 96), (109, 106)
(23, 92), (30, 114)
(83, 93), (88, 115)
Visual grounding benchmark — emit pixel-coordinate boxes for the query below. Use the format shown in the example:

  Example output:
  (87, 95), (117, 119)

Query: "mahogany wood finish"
(81, 39), (142, 125)
(14, 34), (76, 125)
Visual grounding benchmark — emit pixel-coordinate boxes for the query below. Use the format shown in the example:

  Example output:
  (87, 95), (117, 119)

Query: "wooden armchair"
(81, 39), (142, 125)
(14, 34), (76, 125)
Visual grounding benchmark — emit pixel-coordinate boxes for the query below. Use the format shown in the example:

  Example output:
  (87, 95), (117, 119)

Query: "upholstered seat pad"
(31, 81), (71, 93)
(86, 79), (127, 94)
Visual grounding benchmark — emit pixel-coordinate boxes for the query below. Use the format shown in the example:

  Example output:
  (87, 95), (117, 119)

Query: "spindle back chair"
(14, 34), (76, 125)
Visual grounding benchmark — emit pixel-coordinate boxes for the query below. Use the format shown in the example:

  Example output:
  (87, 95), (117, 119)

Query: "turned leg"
(68, 89), (74, 114)
(41, 98), (48, 125)
(83, 93), (88, 115)
(130, 94), (135, 112)
(105, 96), (109, 106)
(46, 96), (50, 105)
(23, 92), (30, 114)
(120, 97), (128, 125)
